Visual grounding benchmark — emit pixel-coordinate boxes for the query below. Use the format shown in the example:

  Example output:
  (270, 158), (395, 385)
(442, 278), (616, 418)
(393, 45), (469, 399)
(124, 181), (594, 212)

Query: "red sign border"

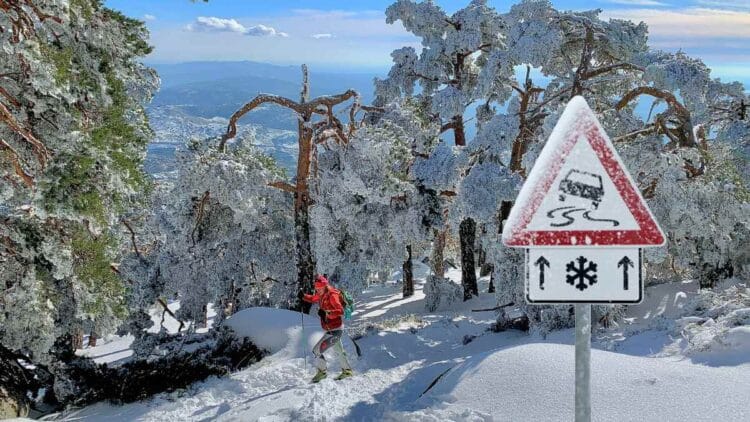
(503, 104), (665, 247)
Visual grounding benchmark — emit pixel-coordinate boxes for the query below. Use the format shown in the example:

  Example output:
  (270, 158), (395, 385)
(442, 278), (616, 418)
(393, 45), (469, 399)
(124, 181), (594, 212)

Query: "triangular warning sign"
(502, 96), (665, 248)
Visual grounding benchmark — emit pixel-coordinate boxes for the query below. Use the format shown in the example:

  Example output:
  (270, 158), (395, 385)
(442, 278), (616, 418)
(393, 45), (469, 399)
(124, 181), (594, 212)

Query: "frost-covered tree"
(613, 51), (750, 288)
(120, 138), (295, 337)
(311, 102), (441, 299)
(496, 4), (745, 328)
(378, 0), (506, 300)
(480, 1), (652, 329)
(0, 0), (157, 415)
(0, 1), (156, 359)
(220, 66), (363, 311)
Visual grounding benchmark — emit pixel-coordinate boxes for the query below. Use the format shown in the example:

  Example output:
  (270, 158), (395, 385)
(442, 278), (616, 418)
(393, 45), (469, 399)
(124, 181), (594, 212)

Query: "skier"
(303, 274), (354, 383)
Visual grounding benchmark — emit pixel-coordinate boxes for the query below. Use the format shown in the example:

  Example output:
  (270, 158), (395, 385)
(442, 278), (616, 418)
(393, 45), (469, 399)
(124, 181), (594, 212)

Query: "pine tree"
(120, 137), (296, 337)
(311, 102), (439, 297)
(377, 0), (505, 299)
(0, 0), (157, 415)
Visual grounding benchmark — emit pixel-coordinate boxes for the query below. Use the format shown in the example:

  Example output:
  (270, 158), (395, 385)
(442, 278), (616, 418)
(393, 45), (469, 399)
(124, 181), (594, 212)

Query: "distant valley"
(145, 61), (380, 176)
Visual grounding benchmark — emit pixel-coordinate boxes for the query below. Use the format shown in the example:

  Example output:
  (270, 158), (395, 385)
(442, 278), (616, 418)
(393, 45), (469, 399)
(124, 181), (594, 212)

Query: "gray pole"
(575, 303), (591, 422)
(301, 309), (307, 372)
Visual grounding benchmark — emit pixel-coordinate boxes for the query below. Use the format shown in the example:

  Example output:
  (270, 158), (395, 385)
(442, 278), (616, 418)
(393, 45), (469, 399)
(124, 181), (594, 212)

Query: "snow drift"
(421, 343), (750, 421)
(223, 307), (324, 359)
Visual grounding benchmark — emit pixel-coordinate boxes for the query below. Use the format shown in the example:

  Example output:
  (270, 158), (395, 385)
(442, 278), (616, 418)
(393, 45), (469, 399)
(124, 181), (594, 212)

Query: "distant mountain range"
(145, 61), (381, 175)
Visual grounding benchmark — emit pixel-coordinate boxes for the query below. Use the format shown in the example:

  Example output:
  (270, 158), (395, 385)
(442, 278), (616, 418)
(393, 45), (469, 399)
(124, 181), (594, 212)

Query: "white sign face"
(502, 96), (665, 248)
(526, 248), (642, 304)
(526, 135), (640, 232)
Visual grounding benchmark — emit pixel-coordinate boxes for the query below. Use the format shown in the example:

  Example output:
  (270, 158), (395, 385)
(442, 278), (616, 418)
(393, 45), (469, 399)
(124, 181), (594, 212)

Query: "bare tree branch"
(612, 124), (658, 143)
(616, 86), (679, 112)
(616, 86), (696, 148)
(121, 218), (141, 257)
(584, 62), (644, 79)
(440, 121), (455, 134)
(220, 90), (359, 151)
(0, 138), (34, 187)
(157, 298), (185, 333)
(359, 105), (386, 113)
(191, 190), (210, 246)
(0, 86), (20, 108)
(268, 181), (296, 193)
(0, 101), (49, 166)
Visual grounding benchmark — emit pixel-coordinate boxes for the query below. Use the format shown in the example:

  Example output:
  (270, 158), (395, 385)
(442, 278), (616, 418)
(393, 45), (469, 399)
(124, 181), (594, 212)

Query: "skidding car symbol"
(558, 169), (604, 209)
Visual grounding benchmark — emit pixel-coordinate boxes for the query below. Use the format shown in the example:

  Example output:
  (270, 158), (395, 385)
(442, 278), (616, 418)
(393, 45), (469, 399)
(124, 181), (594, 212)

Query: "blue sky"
(105, 0), (750, 82)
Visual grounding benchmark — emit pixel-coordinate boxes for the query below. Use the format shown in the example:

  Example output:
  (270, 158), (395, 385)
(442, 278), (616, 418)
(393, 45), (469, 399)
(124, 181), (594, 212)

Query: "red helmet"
(314, 274), (328, 290)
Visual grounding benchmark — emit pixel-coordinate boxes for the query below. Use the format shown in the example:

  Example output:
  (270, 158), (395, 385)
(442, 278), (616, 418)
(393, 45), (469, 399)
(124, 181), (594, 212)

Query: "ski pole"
(348, 331), (362, 358)
(301, 309), (307, 372)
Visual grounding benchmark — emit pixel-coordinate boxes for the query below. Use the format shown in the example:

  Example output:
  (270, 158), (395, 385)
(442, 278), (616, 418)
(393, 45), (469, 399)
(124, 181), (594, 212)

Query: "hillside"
(43, 268), (750, 421)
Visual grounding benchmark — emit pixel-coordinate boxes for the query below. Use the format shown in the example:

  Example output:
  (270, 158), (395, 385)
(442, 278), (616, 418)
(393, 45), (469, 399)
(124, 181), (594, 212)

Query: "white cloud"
(605, 0), (669, 6)
(186, 17), (288, 38)
(144, 14), (156, 21)
(246, 24), (288, 38)
(312, 33), (333, 39)
(187, 17), (247, 34)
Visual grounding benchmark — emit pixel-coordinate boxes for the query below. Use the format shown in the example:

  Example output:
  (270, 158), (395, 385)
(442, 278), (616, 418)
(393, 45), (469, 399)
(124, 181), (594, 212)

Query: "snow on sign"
(502, 96), (665, 304)
(502, 96), (665, 248)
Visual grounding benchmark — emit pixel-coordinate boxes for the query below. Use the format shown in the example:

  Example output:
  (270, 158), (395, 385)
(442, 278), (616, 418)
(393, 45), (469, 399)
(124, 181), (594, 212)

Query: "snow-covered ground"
(44, 264), (750, 421)
(75, 303), (218, 364)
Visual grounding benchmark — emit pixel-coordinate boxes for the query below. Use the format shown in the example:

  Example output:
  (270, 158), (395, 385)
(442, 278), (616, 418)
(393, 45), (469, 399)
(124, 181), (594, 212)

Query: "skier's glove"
(317, 309), (326, 319)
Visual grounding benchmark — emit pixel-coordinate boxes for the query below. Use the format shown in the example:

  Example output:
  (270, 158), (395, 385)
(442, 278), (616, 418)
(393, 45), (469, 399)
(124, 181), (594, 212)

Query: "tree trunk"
(460, 218), (478, 300)
(72, 328), (84, 350)
(488, 269), (496, 293)
(88, 331), (98, 348)
(477, 227), (493, 277)
(452, 115), (466, 146)
(294, 66), (316, 314)
(294, 201), (315, 313)
(499, 200), (513, 233)
(431, 229), (446, 278)
(198, 304), (208, 328)
(477, 241), (486, 272)
(403, 244), (414, 298)
(220, 64), (357, 315)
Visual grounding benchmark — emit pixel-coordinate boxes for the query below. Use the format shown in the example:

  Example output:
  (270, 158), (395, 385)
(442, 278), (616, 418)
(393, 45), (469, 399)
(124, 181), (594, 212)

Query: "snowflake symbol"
(566, 256), (598, 291)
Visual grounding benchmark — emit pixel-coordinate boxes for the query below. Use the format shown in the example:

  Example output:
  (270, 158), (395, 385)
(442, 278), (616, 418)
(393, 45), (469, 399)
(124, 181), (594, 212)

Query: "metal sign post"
(575, 304), (591, 422)
(501, 96), (666, 421)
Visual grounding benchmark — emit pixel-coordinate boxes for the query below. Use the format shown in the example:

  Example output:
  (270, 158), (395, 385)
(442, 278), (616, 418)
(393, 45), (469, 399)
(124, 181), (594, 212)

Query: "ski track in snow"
(44, 267), (750, 422)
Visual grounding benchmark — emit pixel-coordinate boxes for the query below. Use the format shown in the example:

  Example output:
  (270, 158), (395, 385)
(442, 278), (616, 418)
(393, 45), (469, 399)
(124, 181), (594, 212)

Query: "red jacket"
(303, 286), (344, 331)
